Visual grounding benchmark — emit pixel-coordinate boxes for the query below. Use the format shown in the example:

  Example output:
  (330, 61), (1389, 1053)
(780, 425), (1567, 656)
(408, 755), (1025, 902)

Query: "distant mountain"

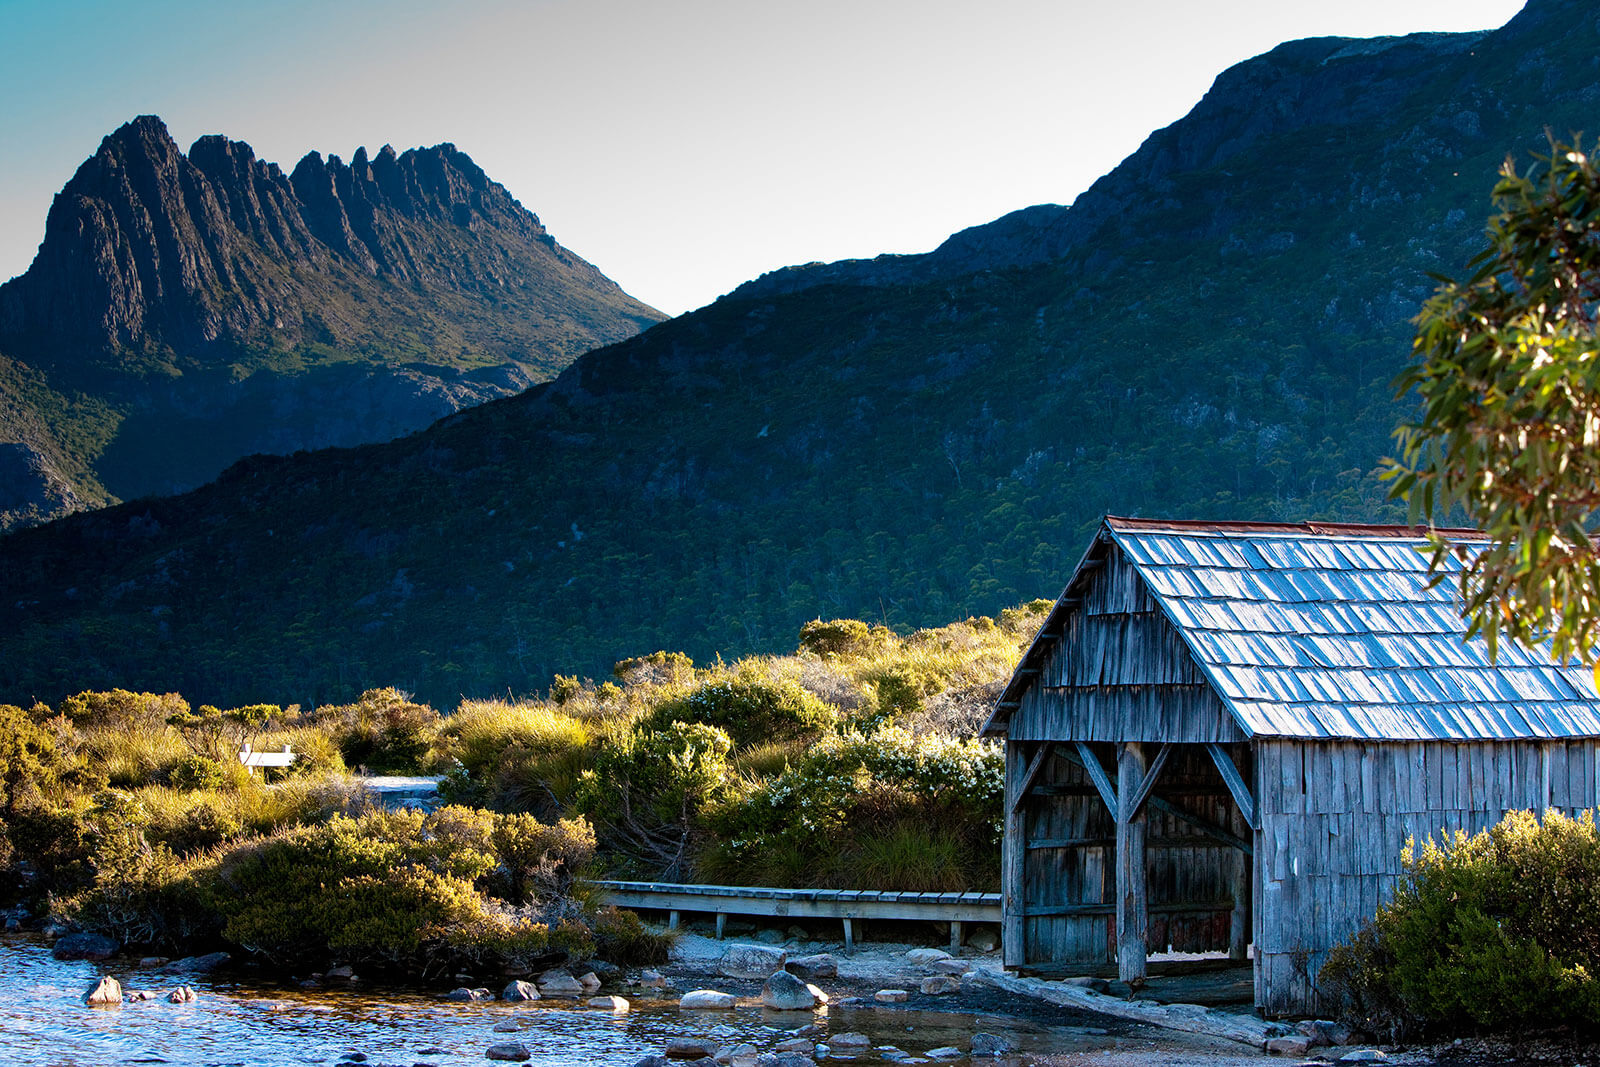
(0, 0), (1584, 708)
(0, 116), (664, 529)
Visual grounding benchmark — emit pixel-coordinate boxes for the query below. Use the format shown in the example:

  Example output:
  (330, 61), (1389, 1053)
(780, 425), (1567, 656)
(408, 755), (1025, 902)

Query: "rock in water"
(486, 1042), (532, 1061)
(160, 952), (230, 974)
(83, 976), (122, 1006)
(760, 971), (817, 1011)
(52, 932), (120, 961)
(502, 979), (540, 1001)
(536, 969), (584, 996)
(667, 1037), (721, 1059)
(577, 971), (603, 993)
(874, 989), (909, 1003)
(589, 995), (630, 1012)
(167, 986), (198, 1003)
(718, 943), (786, 979)
(679, 990), (737, 1010)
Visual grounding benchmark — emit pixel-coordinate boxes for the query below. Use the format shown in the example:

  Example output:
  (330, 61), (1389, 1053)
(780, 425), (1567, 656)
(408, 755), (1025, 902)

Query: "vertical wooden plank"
(1002, 742), (1027, 967)
(1116, 741), (1148, 982)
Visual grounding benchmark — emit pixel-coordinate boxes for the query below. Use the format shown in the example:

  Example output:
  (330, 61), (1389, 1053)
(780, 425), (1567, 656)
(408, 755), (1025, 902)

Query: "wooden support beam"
(1002, 743), (1027, 968)
(715, 912), (726, 940)
(1026, 836), (1117, 850)
(1125, 742), (1172, 820)
(1206, 743), (1258, 830)
(1011, 742), (1056, 813)
(1070, 741), (1118, 814)
(1116, 742), (1149, 983)
(843, 917), (855, 954)
(1229, 806), (1251, 961)
(1025, 899), (1236, 918)
(950, 921), (963, 953)
(669, 910), (680, 931)
(1147, 796), (1253, 855)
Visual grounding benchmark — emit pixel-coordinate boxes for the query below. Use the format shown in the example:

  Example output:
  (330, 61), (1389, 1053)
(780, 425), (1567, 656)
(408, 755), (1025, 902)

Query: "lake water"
(0, 936), (1134, 1067)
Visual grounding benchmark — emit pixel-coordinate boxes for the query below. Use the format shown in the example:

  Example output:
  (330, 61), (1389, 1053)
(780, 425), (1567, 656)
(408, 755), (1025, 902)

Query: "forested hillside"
(0, 0), (1588, 709)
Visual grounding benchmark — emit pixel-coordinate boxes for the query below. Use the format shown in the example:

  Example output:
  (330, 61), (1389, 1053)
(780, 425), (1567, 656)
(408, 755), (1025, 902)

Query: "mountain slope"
(0, 117), (664, 528)
(0, 0), (1588, 708)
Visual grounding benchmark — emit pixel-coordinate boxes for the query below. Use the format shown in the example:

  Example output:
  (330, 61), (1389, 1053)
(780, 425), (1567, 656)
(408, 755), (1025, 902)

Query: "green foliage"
(313, 688), (439, 773)
(592, 905), (674, 965)
(613, 651), (695, 688)
(1389, 136), (1600, 664)
(799, 619), (890, 659)
(702, 725), (1002, 890)
(490, 812), (596, 906)
(1321, 809), (1600, 1035)
(639, 672), (834, 748)
(0, 703), (70, 814)
(168, 755), (226, 791)
(60, 690), (189, 730)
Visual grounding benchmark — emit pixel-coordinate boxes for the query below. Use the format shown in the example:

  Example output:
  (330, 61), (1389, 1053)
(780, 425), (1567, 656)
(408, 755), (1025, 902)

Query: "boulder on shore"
(784, 954), (837, 980)
(160, 952), (230, 974)
(53, 932), (120, 961)
(718, 943), (786, 979)
(536, 968), (584, 996)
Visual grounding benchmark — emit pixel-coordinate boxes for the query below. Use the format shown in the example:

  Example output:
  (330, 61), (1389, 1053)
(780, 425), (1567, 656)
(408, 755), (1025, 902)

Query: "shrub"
(169, 755), (226, 791)
(491, 813), (596, 906)
(638, 673), (834, 747)
(592, 905), (674, 965)
(613, 651), (695, 688)
(58, 690), (189, 730)
(1320, 809), (1600, 1036)
(798, 619), (890, 659)
(313, 688), (439, 773)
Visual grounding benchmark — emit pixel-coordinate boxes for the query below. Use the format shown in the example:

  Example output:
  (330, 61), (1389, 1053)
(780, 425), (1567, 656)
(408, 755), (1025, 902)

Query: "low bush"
(1321, 808), (1600, 1036)
(592, 905), (674, 965)
(313, 688), (440, 773)
(637, 671), (834, 747)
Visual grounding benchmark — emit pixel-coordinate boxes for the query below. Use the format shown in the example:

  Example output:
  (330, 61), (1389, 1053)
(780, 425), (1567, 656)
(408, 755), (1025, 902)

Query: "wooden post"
(843, 917), (855, 954)
(950, 921), (963, 953)
(715, 912), (726, 940)
(1116, 742), (1148, 983)
(1229, 806), (1250, 961)
(1002, 741), (1029, 968)
(669, 910), (680, 932)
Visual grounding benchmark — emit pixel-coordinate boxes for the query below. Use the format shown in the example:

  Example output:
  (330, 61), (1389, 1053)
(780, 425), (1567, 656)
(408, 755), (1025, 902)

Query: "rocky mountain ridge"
(0, 116), (664, 528)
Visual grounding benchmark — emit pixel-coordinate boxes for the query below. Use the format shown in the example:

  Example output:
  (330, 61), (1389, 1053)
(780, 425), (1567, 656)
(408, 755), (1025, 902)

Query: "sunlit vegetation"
(0, 603), (1047, 968)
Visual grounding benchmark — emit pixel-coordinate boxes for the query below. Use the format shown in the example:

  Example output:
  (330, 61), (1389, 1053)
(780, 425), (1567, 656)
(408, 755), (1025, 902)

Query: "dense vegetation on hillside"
(0, 608), (1039, 965)
(0, 0), (1591, 709)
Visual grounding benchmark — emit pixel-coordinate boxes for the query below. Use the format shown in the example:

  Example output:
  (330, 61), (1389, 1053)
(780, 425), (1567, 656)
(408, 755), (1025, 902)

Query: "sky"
(0, 0), (1528, 317)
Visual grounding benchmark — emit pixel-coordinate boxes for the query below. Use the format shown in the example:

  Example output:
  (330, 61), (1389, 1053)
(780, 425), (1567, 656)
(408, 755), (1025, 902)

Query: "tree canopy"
(1390, 136), (1600, 665)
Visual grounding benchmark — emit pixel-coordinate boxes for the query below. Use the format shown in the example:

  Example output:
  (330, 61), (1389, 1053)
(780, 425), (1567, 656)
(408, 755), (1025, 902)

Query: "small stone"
(755, 928), (786, 944)
(905, 948), (950, 965)
(829, 1033), (871, 1052)
(762, 970), (817, 1011)
(632, 1057), (671, 1067)
(493, 1021), (522, 1032)
(718, 943), (787, 980)
(667, 1038), (721, 1059)
(791, 1024), (825, 1038)
(128, 990), (154, 1001)
(1338, 1053), (1388, 1064)
(754, 1054), (813, 1067)
(970, 1034), (1012, 1056)
(785, 954), (838, 981)
(589, 995), (630, 1012)
(486, 1043), (531, 1061)
(445, 987), (486, 1001)
(774, 1039), (813, 1053)
(721, 1043), (759, 1067)
(641, 969), (669, 989)
(325, 964), (355, 980)
(919, 976), (961, 995)
(578, 971), (603, 993)
(83, 976), (122, 1006)
(53, 932), (120, 961)
(166, 986), (198, 1003)
(874, 989), (909, 1003)
(965, 928), (1000, 952)
(537, 969), (584, 997)
(680, 989), (738, 1010)
(927, 959), (970, 975)
(138, 956), (169, 968)
(1266, 1036), (1312, 1056)
(926, 1050), (962, 1061)
(503, 980), (540, 1002)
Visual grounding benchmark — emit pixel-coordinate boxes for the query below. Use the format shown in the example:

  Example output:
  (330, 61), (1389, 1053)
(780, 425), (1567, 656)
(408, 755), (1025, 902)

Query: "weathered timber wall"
(1012, 547), (1244, 745)
(1254, 738), (1600, 1015)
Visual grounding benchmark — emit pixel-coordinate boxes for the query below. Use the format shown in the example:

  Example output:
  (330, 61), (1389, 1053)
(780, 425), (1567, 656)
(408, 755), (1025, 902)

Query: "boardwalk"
(590, 880), (999, 952)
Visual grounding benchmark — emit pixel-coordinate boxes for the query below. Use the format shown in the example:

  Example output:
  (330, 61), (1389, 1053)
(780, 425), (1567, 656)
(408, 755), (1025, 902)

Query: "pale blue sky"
(0, 0), (1527, 316)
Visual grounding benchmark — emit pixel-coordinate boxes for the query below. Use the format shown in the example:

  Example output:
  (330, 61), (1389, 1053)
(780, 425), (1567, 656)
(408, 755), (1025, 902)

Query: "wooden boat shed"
(981, 517), (1600, 1015)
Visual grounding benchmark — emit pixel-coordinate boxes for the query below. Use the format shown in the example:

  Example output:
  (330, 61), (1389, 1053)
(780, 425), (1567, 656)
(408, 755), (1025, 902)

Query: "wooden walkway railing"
(590, 880), (1000, 952)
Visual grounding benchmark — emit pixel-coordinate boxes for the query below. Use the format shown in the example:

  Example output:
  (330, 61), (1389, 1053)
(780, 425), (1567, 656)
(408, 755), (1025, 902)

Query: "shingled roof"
(982, 517), (1600, 742)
